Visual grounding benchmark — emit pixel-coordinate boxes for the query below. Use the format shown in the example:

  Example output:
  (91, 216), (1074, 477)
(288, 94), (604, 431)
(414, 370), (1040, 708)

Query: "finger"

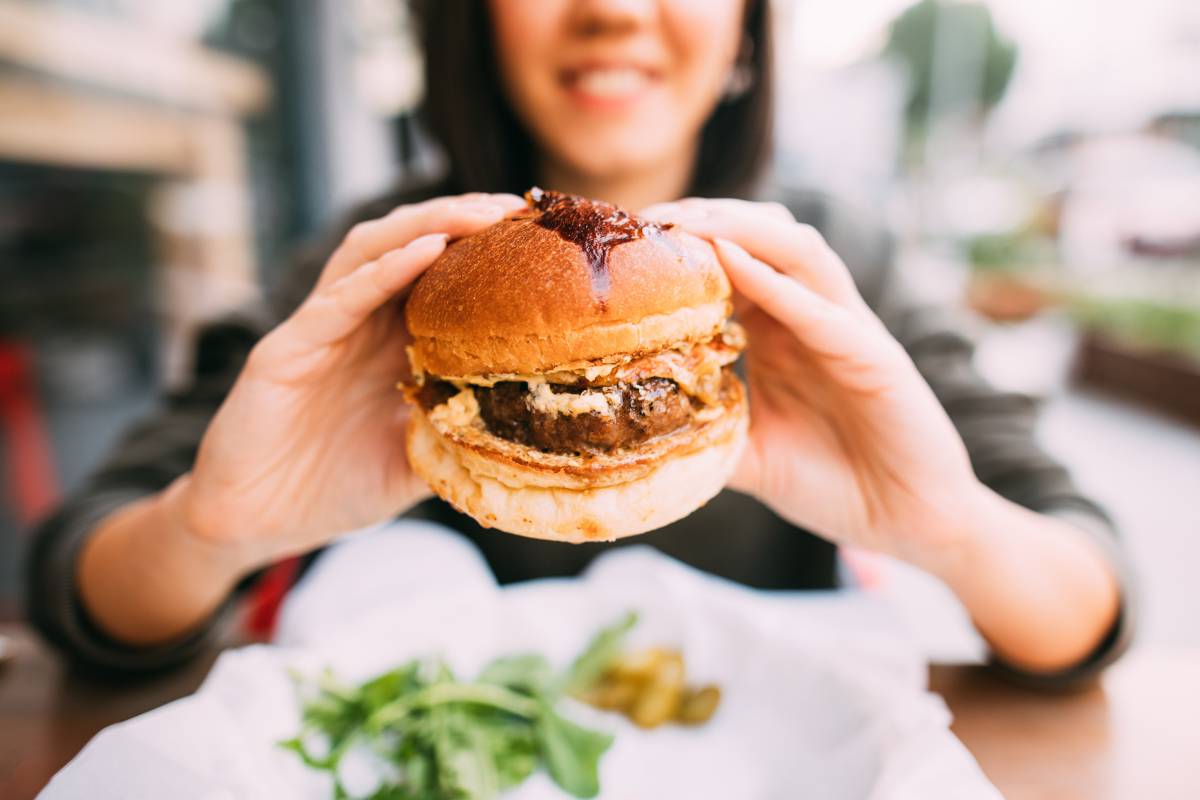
(319, 193), (525, 289)
(714, 238), (895, 366)
(296, 233), (448, 346)
(759, 200), (795, 223)
(646, 199), (833, 312)
(643, 198), (795, 229)
(642, 197), (793, 224)
(684, 197), (795, 223)
(647, 201), (866, 313)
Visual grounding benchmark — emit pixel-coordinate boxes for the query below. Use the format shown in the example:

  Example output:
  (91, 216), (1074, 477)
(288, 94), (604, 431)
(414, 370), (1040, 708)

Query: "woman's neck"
(537, 149), (695, 212)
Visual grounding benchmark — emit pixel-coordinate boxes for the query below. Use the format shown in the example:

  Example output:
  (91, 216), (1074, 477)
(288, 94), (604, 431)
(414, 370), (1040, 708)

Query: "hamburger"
(403, 189), (748, 543)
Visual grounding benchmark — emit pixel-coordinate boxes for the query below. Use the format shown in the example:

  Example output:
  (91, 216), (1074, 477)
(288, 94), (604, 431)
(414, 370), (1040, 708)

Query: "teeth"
(574, 68), (648, 98)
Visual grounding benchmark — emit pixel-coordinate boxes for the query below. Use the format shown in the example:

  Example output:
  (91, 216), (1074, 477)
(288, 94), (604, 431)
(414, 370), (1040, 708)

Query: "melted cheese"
(406, 346), (425, 384)
(526, 380), (616, 416)
(428, 388), (480, 429)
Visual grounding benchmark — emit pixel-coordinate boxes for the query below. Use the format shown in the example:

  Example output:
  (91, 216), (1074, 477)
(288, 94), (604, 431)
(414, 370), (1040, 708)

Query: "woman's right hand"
(174, 193), (526, 574)
(80, 193), (525, 645)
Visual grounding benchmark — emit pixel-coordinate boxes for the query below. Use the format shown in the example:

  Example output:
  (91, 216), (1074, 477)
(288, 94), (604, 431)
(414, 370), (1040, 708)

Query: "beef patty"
(417, 377), (696, 454)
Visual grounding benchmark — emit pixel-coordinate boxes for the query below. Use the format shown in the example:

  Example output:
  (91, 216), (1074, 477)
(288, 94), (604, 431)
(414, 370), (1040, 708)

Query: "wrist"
(77, 477), (250, 646)
(157, 474), (263, 585)
(903, 480), (1006, 585)
(905, 483), (1124, 673)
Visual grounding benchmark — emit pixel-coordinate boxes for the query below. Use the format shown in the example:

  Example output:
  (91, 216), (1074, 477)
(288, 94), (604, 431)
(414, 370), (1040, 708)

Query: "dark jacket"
(24, 182), (1133, 684)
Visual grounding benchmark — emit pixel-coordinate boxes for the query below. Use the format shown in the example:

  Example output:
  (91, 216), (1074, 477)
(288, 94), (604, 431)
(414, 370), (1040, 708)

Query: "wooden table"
(933, 650), (1200, 799)
(1, 624), (1197, 799)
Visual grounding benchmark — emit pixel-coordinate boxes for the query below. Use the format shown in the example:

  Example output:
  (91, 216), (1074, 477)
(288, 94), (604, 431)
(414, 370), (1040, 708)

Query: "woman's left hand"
(642, 198), (984, 573)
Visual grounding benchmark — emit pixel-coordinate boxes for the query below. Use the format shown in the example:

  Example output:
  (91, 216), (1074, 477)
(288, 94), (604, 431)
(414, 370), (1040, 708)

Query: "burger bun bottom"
(407, 407), (748, 543)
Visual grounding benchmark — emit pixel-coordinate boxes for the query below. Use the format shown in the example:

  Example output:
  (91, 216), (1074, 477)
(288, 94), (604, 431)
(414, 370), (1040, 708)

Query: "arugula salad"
(282, 614), (636, 799)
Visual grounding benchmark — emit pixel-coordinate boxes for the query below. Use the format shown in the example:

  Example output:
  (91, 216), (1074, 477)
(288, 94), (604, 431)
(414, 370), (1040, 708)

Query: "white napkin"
(41, 522), (1000, 800)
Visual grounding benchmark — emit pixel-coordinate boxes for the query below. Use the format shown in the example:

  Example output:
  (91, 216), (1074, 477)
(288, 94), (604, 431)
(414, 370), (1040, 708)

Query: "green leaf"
(562, 612), (638, 694)
(486, 723), (538, 789)
(478, 654), (555, 695)
(465, 712), (538, 789)
(424, 704), (482, 800)
(535, 706), (613, 799)
(369, 681), (541, 732)
(278, 736), (334, 771)
(445, 710), (502, 800)
(399, 747), (434, 795)
(364, 784), (420, 800)
(360, 664), (424, 710)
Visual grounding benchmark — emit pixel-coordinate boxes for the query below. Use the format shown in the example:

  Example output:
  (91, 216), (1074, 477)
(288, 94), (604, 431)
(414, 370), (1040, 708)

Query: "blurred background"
(0, 0), (1196, 646)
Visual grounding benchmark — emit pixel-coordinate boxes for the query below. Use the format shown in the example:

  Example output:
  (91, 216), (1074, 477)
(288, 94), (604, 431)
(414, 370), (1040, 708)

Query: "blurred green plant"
(965, 230), (1058, 274)
(884, 0), (1017, 145)
(1069, 296), (1200, 360)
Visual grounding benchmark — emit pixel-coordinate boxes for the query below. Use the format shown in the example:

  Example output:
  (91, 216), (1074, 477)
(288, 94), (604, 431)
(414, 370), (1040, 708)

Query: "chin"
(403, 188), (748, 543)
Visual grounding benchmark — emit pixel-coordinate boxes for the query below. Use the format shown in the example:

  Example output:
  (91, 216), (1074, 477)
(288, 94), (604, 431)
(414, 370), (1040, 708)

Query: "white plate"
(40, 523), (1000, 800)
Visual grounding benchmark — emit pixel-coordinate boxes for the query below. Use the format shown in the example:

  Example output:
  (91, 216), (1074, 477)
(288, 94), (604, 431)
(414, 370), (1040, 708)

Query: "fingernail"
(713, 237), (752, 263)
(465, 203), (506, 217)
(408, 233), (449, 250)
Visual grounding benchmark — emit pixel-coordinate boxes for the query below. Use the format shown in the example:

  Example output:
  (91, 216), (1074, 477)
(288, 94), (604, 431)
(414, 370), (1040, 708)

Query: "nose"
(568, 0), (655, 36)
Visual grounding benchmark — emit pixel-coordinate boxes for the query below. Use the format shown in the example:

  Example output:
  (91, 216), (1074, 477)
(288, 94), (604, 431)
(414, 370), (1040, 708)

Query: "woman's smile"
(559, 61), (664, 111)
(489, 0), (746, 200)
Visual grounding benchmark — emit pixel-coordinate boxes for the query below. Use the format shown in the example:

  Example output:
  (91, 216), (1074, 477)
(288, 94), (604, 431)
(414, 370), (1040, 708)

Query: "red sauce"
(527, 188), (671, 309)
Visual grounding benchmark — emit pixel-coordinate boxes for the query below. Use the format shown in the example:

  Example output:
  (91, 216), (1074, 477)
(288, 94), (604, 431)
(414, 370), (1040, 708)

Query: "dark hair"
(412, 0), (773, 200)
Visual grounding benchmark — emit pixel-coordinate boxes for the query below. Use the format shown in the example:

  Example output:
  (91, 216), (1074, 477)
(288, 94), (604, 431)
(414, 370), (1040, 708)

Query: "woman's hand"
(643, 199), (1121, 672)
(178, 193), (527, 570)
(80, 194), (526, 645)
(642, 198), (984, 572)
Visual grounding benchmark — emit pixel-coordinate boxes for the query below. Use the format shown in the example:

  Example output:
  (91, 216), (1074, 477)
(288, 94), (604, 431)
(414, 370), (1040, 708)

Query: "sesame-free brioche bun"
(402, 189), (747, 542)
(406, 204), (731, 379)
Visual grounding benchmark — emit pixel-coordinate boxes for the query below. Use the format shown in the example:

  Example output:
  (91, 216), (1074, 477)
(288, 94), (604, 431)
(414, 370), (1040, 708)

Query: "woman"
(28, 0), (1129, 682)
